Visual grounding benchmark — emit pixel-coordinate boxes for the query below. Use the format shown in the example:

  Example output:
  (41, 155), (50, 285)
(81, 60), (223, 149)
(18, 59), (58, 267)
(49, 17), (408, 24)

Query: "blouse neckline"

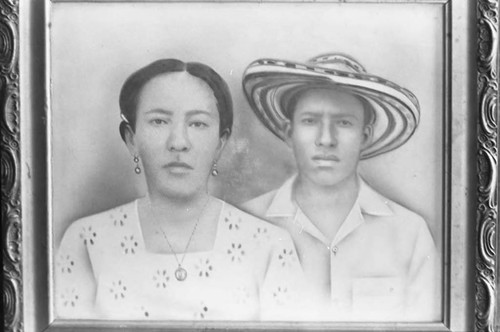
(132, 197), (226, 256)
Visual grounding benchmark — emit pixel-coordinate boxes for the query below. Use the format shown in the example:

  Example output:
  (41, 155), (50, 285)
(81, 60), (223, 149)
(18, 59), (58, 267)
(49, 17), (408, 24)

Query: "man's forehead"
(293, 88), (365, 114)
(296, 87), (360, 104)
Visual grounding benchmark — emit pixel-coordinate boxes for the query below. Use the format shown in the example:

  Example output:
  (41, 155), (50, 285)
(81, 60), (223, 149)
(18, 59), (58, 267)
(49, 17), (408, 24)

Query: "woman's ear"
(120, 121), (137, 156)
(214, 128), (230, 160)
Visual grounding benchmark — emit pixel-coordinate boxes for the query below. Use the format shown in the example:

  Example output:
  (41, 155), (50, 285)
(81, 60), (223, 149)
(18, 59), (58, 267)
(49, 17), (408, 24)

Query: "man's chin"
(305, 170), (352, 188)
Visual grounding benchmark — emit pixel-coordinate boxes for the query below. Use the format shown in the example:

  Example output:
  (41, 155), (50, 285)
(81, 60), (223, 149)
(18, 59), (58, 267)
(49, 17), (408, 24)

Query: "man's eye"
(301, 118), (316, 125)
(190, 121), (208, 128)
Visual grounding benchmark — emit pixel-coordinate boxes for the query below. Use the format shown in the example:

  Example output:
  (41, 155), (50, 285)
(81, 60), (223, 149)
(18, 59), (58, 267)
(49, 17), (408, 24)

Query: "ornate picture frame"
(2, 0), (498, 331)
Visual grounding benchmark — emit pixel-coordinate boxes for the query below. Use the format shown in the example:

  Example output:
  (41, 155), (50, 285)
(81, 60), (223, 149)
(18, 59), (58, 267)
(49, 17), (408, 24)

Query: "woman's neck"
(144, 191), (211, 228)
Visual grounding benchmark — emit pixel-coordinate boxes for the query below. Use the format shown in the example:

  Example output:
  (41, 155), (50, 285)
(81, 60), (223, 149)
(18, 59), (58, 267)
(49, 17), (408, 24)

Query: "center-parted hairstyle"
(119, 59), (233, 139)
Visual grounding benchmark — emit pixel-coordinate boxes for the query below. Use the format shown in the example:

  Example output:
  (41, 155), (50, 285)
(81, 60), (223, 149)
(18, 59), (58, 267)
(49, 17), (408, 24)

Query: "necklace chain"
(152, 196), (210, 280)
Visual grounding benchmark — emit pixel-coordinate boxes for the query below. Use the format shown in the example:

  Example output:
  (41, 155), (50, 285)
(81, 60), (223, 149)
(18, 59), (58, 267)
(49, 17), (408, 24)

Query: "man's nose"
(167, 122), (191, 152)
(315, 120), (337, 147)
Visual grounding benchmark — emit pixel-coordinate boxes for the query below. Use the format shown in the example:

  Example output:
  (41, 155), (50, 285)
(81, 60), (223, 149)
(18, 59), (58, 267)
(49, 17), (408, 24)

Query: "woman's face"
(125, 71), (227, 199)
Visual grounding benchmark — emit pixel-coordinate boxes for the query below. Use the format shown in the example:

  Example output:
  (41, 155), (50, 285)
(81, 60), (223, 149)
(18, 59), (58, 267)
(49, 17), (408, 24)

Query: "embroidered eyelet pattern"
(112, 210), (128, 227)
(109, 280), (127, 300)
(224, 212), (241, 231)
(272, 286), (289, 306)
(253, 226), (269, 241)
(278, 248), (296, 268)
(58, 254), (75, 274)
(195, 258), (213, 278)
(140, 306), (150, 318)
(227, 243), (245, 263)
(121, 235), (138, 254)
(233, 286), (251, 305)
(194, 302), (209, 319)
(153, 269), (170, 288)
(60, 287), (79, 307)
(79, 225), (97, 245)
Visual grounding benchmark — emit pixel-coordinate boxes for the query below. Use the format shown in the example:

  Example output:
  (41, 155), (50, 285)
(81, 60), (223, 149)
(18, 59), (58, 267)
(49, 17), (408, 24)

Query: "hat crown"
(308, 54), (367, 74)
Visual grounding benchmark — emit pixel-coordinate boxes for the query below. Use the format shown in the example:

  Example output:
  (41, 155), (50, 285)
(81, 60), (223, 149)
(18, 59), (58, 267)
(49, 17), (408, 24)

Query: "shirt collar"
(265, 175), (298, 218)
(357, 178), (393, 216)
(264, 174), (394, 245)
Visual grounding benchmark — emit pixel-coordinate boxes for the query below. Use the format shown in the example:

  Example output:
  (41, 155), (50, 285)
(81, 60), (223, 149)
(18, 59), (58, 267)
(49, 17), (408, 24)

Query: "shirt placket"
(329, 206), (365, 308)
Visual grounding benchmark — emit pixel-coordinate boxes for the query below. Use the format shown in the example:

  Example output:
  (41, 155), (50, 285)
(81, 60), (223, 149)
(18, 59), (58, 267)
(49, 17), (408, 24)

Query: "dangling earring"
(133, 155), (141, 174)
(211, 161), (218, 176)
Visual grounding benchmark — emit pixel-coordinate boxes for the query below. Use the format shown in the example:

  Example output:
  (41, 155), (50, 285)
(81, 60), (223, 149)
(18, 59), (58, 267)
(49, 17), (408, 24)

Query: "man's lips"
(312, 154), (340, 162)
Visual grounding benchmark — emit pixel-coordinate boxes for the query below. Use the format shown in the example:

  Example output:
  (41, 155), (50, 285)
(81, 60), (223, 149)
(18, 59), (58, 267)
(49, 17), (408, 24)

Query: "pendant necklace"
(154, 197), (210, 281)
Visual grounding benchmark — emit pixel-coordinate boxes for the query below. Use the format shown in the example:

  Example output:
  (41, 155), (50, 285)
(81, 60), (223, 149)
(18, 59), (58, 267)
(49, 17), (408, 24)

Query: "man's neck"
(293, 173), (360, 242)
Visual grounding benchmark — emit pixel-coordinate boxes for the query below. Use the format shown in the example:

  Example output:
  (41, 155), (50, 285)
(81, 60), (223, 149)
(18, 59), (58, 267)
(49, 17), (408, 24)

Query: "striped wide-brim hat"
(242, 53), (420, 159)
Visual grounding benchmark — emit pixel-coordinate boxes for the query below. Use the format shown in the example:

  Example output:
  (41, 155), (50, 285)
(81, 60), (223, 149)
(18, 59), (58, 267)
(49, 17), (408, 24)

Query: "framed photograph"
(2, 0), (498, 331)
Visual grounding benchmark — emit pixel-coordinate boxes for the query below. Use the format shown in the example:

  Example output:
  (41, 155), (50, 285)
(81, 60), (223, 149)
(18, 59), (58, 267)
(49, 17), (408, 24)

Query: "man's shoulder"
(365, 184), (427, 228)
(385, 198), (426, 225)
(239, 189), (279, 218)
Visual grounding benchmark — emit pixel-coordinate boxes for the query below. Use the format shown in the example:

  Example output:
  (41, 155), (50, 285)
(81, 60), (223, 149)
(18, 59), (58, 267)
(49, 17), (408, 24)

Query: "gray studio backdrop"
(50, 3), (443, 254)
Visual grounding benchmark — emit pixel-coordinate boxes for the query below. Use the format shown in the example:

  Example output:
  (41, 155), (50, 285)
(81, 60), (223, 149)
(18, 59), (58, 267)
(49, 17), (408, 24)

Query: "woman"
(55, 59), (306, 321)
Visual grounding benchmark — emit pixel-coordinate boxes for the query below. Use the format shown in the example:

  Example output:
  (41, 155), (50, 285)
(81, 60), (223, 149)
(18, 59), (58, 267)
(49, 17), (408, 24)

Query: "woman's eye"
(338, 120), (353, 126)
(190, 121), (208, 128)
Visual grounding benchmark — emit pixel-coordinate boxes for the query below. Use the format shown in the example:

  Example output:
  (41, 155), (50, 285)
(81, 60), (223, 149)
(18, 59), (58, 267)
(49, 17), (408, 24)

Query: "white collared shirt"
(242, 175), (441, 322)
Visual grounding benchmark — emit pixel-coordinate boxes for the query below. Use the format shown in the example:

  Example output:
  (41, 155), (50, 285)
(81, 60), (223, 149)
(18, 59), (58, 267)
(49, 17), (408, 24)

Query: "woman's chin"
(156, 184), (206, 201)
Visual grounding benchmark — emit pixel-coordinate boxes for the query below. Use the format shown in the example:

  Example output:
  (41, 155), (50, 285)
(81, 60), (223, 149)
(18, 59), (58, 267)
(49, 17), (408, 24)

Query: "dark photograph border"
(2, 0), (498, 331)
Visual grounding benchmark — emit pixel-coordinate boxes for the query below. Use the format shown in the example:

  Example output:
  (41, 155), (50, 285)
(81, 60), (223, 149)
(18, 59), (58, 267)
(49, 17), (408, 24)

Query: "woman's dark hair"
(119, 59), (233, 139)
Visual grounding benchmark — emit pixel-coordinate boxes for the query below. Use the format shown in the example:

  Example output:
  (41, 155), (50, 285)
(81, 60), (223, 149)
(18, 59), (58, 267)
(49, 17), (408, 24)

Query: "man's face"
(286, 88), (372, 188)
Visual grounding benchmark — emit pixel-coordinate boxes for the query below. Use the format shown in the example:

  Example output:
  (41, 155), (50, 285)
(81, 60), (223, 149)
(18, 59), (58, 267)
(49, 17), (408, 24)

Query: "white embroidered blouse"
(55, 199), (306, 321)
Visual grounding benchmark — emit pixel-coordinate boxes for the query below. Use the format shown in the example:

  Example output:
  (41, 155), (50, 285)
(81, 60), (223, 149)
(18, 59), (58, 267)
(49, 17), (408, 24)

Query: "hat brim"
(243, 59), (420, 159)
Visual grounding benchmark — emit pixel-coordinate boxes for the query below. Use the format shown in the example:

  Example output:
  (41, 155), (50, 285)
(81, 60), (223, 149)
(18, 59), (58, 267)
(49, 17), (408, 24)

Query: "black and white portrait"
(51, 1), (445, 323)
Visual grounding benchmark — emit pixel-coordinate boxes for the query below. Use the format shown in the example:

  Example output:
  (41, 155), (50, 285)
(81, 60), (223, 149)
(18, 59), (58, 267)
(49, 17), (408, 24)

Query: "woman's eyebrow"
(186, 110), (216, 117)
(144, 109), (173, 116)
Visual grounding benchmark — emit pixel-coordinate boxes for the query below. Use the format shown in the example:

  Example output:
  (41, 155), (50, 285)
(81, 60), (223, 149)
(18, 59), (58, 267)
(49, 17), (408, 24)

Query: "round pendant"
(175, 266), (187, 281)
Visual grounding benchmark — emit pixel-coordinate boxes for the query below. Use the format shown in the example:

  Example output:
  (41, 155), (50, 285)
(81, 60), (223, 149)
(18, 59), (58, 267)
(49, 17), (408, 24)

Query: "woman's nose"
(167, 123), (191, 152)
(315, 121), (337, 147)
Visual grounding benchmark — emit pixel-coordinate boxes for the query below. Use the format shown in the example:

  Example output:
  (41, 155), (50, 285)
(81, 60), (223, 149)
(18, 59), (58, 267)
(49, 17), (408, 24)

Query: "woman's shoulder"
(61, 200), (138, 242)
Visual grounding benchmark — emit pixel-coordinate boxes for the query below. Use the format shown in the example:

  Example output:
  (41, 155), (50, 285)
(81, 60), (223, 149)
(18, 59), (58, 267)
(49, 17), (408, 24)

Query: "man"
(241, 54), (440, 321)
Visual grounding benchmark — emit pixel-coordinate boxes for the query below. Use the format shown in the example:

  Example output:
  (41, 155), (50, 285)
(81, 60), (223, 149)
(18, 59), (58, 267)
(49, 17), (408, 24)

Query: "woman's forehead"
(137, 72), (218, 113)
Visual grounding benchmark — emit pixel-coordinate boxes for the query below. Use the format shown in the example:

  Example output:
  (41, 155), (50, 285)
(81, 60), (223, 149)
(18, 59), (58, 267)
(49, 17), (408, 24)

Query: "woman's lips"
(164, 161), (193, 174)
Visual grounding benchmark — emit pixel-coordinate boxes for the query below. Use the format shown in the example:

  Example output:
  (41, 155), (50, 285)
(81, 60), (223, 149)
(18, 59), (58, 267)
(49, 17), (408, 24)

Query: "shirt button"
(331, 246), (338, 255)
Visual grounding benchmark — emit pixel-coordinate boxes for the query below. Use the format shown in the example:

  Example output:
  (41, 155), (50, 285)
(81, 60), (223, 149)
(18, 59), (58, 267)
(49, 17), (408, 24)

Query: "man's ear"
(120, 121), (137, 156)
(214, 128), (230, 161)
(362, 124), (373, 148)
(283, 120), (294, 149)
